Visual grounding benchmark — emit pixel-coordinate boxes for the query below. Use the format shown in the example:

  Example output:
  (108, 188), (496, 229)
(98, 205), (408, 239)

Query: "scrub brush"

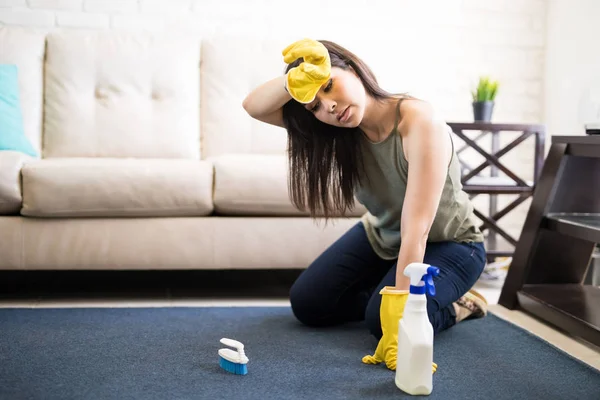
(218, 338), (249, 375)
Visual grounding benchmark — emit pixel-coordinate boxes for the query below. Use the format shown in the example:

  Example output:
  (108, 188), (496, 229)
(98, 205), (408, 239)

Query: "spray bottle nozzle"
(424, 266), (440, 296)
(404, 263), (440, 296)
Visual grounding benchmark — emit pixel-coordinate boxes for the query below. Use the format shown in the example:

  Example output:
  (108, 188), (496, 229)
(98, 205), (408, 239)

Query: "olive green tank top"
(354, 98), (484, 260)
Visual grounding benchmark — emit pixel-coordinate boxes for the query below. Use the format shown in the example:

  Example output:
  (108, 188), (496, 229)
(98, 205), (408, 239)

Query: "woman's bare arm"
(242, 75), (290, 128)
(395, 100), (453, 289)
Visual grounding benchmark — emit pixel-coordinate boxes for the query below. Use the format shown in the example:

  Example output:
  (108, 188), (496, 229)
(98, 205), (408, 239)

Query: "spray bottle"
(395, 262), (440, 396)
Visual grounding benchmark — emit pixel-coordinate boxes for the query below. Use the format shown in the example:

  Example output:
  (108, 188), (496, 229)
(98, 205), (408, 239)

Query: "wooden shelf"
(483, 234), (515, 259)
(518, 285), (600, 346)
(463, 185), (533, 194)
(448, 122), (546, 261)
(499, 135), (600, 346)
(449, 122), (546, 132)
(552, 135), (600, 145)
(544, 213), (600, 243)
(552, 135), (600, 157)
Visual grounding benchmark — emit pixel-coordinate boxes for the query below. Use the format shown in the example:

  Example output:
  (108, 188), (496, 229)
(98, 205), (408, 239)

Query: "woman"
(242, 38), (488, 367)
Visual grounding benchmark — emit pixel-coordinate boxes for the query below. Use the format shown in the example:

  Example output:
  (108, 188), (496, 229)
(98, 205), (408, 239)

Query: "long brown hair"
(282, 40), (397, 220)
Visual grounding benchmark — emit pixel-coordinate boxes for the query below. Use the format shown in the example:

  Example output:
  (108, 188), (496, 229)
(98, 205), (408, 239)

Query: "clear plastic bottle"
(395, 263), (440, 396)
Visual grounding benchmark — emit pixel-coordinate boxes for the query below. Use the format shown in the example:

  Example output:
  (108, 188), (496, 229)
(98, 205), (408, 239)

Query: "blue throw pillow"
(0, 64), (38, 157)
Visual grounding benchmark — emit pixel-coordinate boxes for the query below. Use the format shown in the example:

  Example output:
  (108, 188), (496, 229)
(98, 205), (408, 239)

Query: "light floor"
(1, 272), (599, 371)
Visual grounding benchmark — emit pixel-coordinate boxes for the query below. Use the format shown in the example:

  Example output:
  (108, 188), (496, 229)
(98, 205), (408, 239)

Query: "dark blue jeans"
(289, 222), (487, 339)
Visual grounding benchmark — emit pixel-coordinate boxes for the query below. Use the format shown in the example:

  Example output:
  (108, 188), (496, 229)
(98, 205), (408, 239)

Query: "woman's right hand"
(282, 38), (331, 104)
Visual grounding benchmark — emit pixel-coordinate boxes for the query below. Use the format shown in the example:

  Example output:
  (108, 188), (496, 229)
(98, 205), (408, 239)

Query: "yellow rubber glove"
(362, 286), (438, 374)
(282, 38), (331, 104)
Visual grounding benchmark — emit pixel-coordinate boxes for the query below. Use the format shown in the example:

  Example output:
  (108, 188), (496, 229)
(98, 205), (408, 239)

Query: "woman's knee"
(289, 279), (328, 327)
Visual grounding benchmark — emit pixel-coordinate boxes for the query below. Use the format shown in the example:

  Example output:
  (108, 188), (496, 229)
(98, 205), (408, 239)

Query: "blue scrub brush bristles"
(219, 355), (248, 375)
(218, 338), (249, 375)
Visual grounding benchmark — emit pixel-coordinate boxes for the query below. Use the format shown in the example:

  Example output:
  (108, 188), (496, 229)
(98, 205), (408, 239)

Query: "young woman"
(242, 38), (488, 366)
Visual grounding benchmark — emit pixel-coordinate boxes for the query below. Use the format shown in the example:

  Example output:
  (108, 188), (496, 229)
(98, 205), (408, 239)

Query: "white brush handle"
(219, 338), (249, 363)
(220, 338), (244, 350)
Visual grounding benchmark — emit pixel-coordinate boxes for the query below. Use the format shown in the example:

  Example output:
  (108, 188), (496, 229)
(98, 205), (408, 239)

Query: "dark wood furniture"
(448, 123), (546, 261)
(499, 135), (600, 347)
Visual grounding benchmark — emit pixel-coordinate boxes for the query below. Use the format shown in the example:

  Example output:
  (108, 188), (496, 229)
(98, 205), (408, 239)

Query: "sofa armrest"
(0, 151), (32, 214)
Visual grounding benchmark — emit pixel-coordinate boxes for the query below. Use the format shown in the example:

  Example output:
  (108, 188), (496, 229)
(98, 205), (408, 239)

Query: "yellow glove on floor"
(282, 38), (331, 104)
(362, 286), (438, 374)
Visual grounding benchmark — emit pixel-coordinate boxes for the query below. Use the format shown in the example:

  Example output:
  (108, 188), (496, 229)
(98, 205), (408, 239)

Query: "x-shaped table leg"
(454, 129), (529, 186)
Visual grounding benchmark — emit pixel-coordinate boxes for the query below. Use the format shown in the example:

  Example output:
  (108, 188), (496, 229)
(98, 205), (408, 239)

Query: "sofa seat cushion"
(0, 151), (32, 215)
(211, 154), (366, 217)
(21, 158), (213, 217)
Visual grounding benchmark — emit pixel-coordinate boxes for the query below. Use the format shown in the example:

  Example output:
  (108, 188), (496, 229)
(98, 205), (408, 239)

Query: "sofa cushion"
(21, 158), (213, 217)
(0, 151), (32, 215)
(211, 154), (366, 217)
(43, 30), (201, 158)
(201, 36), (292, 158)
(0, 65), (38, 157)
(0, 27), (46, 155)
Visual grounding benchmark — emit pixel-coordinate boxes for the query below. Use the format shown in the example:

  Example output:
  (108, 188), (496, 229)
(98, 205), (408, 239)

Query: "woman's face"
(303, 66), (366, 128)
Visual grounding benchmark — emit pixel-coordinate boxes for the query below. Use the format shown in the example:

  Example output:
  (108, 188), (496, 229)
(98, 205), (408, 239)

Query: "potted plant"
(471, 76), (499, 122)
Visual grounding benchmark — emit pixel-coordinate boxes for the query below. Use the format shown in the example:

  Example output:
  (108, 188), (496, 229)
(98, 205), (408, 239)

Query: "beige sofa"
(0, 27), (365, 271)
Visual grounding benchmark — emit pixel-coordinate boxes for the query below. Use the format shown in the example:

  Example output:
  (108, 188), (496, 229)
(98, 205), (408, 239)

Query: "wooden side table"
(499, 135), (600, 346)
(447, 123), (546, 262)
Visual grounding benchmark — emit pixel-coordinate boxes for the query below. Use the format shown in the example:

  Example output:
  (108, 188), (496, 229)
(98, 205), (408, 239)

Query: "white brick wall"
(141, 0), (190, 14)
(0, 0), (26, 7)
(545, 0), (600, 136)
(0, 0), (548, 119)
(28, 0), (82, 10)
(56, 10), (107, 28)
(0, 0), (550, 246)
(0, 7), (54, 26)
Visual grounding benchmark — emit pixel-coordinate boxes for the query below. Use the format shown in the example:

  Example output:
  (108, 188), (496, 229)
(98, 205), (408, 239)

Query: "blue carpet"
(0, 307), (599, 400)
